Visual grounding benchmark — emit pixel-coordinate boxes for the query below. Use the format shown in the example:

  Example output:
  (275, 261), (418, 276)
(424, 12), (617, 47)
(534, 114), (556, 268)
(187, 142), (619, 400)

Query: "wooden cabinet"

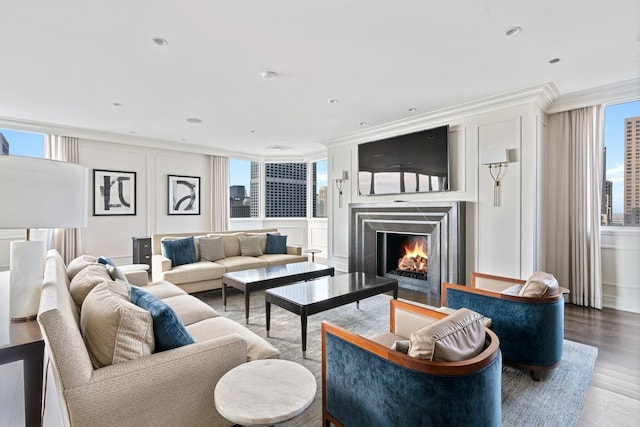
(132, 236), (152, 272)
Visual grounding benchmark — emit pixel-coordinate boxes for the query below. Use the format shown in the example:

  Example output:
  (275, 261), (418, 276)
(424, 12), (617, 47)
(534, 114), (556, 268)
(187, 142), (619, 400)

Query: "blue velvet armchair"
(442, 272), (564, 380)
(322, 299), (502, 427)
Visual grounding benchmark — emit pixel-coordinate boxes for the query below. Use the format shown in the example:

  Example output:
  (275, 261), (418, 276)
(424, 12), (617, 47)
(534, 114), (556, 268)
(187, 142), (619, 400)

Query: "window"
(229, 158), (260, 218)
(265, 162), (307, 218)
(0, 128), (44, 157)
(312, 160), (328, 218)
(603, 100), (640, 227)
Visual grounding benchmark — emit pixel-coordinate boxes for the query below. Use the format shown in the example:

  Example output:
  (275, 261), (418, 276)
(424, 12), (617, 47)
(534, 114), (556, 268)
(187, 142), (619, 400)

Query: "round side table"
(303, 248), (321, 263)
(214, 359), (316, 426)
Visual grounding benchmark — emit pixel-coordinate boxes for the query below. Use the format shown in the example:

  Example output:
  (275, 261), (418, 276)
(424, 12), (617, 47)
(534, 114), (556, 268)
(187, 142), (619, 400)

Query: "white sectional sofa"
(151, 228), (308, 294)
(37, 249), (280, 427)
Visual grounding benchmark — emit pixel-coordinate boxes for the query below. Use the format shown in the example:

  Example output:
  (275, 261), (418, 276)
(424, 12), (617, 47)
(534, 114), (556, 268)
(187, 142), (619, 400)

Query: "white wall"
(325, 92), (548, 281)
(601, 228), (640, 313)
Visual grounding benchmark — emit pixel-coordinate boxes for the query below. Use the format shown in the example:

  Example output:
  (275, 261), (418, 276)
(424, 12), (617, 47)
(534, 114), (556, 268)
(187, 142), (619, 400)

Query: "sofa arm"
(286, 245), (302, 255)
(64, 333), (247, 427)
(152, 254), (172, 281)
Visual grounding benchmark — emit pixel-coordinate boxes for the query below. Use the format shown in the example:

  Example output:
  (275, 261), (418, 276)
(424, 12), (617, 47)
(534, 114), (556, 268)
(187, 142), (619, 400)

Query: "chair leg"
(530, 369), (542, 381)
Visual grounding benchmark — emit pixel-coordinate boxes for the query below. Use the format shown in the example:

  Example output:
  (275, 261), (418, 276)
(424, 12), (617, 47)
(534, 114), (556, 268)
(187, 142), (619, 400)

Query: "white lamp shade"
(480, 149), (509, 165)
(0, 155), (89, 229)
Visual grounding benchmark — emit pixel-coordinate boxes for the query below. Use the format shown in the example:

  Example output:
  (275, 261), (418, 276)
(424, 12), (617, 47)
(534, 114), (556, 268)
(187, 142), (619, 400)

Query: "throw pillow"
(237, 235), (264, 257)
(69, 263), (113, 306)
(67, 255), (98, 280)
(408, 308), (485, 362)
(500, 284), (522, 295)
(96, 257), (128, 282)
(161, 236), (198, 267)
(129, 287), (195, 352)
(198, 236), (226, 261)
(519, 271), (560, 298)
(265, 233), (287, 254)
(81, 280), (154, 368)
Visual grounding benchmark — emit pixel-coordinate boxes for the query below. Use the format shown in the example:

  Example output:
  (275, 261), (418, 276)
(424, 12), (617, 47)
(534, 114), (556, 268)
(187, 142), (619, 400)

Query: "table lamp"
(0, 155), (88, 321)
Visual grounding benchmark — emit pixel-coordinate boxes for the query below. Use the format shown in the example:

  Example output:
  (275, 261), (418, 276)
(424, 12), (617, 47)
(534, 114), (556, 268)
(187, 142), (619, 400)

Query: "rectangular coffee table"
(265, 272), (398, 358)
(222, 262), (335, 324)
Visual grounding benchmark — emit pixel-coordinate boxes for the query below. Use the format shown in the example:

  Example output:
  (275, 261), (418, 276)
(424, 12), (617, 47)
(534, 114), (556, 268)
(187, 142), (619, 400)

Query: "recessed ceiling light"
(549, 58), (561, 64)
(250, 130), (256, 134)
(186, 118), (202, 123)
(408, 108), (417, 112)
(152, 37), (168, 46)
(129, 131), (136, 134)
(328, 99), (339, 104)
(359, 122), (368, 126)
(505, 26), (521, 37)
(261, 71), (278, 80)
(265, 145), (292, 151)
(112, 102), (123, 107)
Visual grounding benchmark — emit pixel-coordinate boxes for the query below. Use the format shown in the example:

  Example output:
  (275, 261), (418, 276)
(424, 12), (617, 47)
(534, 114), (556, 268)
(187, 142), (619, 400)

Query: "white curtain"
(543, 106), (603, 308)
(211, 155), (229, 231)
(45, 135), (84, 263)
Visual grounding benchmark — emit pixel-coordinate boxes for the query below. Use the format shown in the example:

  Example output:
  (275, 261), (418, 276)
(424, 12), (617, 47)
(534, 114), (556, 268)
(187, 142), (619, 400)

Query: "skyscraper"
(265, 162), (307, 217)
(624, 116), (640, 226)
(0, 133), (8, 155)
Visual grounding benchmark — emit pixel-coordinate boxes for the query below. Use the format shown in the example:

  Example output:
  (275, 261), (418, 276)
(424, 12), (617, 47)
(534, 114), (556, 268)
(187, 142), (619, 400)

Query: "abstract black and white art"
(168, 175), (200, 215)
(93, 169), (137, 216)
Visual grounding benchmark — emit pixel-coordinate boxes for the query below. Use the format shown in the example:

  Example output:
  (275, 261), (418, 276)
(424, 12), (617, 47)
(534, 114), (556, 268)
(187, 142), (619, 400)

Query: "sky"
(604, 99), (640, 215)
(0, 128), (44, 157)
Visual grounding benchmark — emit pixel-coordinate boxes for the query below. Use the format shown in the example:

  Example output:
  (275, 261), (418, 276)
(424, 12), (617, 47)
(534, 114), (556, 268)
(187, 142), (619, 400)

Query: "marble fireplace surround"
(349, 201), (465, 295)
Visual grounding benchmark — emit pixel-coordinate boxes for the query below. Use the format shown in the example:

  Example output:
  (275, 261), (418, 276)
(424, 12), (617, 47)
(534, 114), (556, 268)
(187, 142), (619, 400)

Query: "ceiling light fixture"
(152, 37), (168, 46)
(262, 71), (278, 80)
(359, 122), (368, 126)
(112, 102), (123, 107)
(505, 26), (521, 37)
(328, 99), (339, 104)
(265, 145), (292, 151)
(186, 118), (202, 123)
(408, 108), (417, 112)
(549, 58), (560, 64)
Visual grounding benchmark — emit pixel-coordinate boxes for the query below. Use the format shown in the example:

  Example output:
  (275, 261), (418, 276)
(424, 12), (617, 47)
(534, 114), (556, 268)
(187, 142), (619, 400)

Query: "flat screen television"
(357, 125), (450, 196)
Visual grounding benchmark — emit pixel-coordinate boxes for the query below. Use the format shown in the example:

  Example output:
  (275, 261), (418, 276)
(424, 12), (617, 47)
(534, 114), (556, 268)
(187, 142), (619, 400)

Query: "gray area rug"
(196, 289), (597, 426)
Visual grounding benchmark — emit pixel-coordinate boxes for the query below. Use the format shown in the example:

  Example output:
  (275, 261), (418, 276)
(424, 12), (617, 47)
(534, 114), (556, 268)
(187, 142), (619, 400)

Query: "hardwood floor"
(399, 289), (640, 427)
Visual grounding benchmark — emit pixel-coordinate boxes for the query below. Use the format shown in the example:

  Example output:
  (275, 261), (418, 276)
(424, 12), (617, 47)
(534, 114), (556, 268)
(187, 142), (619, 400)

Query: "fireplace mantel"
(349, 201), (465, 295)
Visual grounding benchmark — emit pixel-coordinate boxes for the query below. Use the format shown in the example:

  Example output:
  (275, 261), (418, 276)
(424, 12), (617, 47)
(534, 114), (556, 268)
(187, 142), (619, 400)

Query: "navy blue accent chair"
(442, 272), (564, 380)
(321, 299), (502, 427)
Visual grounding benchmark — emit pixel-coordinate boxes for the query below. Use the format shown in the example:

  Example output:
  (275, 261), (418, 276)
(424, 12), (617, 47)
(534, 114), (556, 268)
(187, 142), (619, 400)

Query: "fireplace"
(349, 202), (464, 296)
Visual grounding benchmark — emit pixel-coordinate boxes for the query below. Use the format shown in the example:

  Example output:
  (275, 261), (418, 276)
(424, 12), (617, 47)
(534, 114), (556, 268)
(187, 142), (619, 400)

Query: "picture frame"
(93, 169), (137, 216)
(168, 174), (201, 215)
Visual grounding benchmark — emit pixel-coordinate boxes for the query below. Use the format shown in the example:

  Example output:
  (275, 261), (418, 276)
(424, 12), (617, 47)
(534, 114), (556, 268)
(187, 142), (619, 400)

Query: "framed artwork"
(93, 169), (137, 216)
(168, 175), (201, 215)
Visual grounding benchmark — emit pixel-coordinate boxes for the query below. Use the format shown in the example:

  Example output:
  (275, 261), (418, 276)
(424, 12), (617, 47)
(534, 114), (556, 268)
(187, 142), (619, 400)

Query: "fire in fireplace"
(390, 236), (429, 281)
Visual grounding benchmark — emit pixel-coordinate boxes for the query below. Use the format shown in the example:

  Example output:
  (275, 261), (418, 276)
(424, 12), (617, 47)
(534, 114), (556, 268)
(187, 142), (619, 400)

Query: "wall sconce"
(332, 170), (349, 208)
(481, 149), (509, 207)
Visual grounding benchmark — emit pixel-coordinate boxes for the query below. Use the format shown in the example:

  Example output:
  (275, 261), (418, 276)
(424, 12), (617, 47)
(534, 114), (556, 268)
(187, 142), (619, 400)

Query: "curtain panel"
(45, 135), (84, 263)
(543, 106), (603, 309)
(211, 155), (229, 231)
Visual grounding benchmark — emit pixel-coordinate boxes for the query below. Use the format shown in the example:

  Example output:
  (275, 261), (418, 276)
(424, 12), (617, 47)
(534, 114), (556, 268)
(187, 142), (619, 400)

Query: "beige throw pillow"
(81, 280), (154, 368)
(67, 255), (98, 280)
(408, 308), (485, 362)
(519, 271), (559, 297)
(69, 263), (112, 306)
(198, 236), (226, 261)
(237, 235), (264, 256)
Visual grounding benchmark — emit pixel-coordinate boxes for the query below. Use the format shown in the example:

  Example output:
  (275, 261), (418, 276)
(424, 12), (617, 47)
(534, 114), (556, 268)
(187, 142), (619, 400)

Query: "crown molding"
(547, 78), (640, 114)
(321, 82), (561, 149)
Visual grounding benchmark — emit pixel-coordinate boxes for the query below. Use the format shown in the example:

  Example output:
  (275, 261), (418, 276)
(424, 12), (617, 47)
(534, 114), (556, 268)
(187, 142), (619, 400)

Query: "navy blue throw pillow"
(97, 256), (116, 266)
(129, 286), (195, 352)
(265, 233), (287, 254)
(161, 237), (198, 267)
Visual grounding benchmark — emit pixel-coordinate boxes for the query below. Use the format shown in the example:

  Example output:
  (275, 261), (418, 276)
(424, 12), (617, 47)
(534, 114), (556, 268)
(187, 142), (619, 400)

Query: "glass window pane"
(1, 129), (44, 157)
(313, 160), (327, 218)
(229, 158), (259, 218)
(265, 162), (307, 218)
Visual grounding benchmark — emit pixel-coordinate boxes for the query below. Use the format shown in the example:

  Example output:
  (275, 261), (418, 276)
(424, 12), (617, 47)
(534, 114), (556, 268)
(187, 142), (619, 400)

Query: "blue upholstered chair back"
(322, 319), (502, 427)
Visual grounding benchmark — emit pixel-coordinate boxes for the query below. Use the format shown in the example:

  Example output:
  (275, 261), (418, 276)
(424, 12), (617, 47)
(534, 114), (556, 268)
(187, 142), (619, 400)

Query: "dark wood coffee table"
(265, 272), (398, 358)
(222, 262), (335, 324)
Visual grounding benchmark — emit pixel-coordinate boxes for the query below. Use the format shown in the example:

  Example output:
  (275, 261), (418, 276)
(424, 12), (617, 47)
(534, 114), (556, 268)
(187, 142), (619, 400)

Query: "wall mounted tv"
(357, 125), (450, 196)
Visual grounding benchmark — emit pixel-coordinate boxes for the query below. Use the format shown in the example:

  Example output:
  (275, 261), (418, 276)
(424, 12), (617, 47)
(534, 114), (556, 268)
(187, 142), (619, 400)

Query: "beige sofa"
(151, 228), (308, 294)
(37, 250), (280, 427)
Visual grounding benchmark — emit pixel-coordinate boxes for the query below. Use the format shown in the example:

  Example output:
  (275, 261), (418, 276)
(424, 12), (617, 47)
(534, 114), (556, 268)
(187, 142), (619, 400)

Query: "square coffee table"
(265, 272), (398, 358)
(222, 262), (335, 324)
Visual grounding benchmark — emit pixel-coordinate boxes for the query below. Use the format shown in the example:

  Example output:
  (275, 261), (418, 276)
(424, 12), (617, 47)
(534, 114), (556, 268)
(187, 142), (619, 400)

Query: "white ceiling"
(0, 1), (638, 157)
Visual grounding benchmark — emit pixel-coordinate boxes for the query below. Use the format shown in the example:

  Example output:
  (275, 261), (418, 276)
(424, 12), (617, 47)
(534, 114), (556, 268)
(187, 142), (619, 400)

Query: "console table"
(0, 271), (44, 427)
